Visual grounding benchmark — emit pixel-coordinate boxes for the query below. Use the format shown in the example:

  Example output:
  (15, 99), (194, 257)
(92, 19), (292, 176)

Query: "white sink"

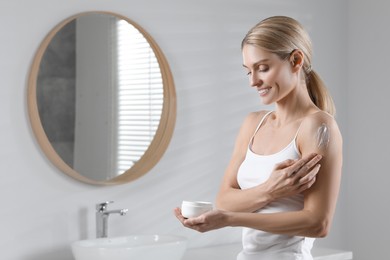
(71, 234), (188, 260)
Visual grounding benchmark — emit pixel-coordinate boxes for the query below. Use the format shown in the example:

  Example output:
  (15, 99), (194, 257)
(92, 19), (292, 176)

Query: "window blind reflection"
(116, 20), (163, 175)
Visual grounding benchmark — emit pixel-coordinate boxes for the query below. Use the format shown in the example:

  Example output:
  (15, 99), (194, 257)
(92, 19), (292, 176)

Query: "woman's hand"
(264, 153), (322, 201)
(174, 207), (229, 233)
(174, 153), (322, 233)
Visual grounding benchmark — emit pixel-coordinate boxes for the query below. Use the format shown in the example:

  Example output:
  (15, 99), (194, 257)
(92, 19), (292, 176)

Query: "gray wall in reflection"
(37, 21), (76, 167)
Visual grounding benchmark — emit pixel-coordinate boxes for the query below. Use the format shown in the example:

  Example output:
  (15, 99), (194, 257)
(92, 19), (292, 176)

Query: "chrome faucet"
(96, 201), (128, 238)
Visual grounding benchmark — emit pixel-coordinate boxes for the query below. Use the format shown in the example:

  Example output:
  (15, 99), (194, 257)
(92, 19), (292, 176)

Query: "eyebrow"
(242, 59), (270, 68)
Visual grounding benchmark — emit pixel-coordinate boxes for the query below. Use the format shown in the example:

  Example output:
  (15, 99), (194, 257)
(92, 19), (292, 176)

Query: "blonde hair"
(242, 16), (335, 116)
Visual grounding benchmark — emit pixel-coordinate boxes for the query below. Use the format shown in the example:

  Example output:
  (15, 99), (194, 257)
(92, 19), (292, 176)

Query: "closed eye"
(259, 65), (269, 72)
(243, 63), (269, 75)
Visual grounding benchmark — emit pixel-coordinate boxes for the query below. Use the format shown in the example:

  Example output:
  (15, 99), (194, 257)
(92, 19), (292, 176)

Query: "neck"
(273, 83), (318, 126)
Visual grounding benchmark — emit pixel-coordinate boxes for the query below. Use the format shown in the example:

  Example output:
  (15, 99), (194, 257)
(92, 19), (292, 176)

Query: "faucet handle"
(96, 201), (114, 211)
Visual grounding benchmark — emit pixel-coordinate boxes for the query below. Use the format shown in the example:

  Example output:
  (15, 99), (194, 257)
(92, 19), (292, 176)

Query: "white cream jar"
(181, 201), (213, 218)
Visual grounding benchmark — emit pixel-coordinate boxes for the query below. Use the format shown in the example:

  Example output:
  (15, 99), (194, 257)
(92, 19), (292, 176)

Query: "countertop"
(183, 243), (353, 260)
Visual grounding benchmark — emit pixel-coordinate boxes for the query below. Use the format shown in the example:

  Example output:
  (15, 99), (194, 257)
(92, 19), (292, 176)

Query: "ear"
(289, 49), (304, 73)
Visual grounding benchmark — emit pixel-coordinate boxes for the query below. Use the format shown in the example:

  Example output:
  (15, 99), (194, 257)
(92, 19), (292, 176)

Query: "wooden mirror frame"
(27, 11), (176, 185)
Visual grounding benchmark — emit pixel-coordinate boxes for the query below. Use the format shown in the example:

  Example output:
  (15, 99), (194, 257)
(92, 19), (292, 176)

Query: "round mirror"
(28, 12), (176, 185)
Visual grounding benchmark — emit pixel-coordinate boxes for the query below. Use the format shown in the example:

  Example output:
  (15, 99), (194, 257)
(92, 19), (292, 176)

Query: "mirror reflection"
(29, 12), (176, 184)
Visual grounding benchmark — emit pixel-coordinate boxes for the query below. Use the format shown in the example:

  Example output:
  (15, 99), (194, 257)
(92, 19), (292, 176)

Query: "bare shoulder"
(298, 111), (342, 155)
(301, 111), (341, 135)
(242, 110), (270, 130)
(238, 110), (270, 142)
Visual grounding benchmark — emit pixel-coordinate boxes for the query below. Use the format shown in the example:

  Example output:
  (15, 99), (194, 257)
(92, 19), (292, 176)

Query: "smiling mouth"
(258, 87), (271, 96)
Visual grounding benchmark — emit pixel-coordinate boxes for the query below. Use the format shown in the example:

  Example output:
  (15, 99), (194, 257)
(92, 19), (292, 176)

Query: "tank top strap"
(293, 118), (305, 141)
(251, 111), (273, 140)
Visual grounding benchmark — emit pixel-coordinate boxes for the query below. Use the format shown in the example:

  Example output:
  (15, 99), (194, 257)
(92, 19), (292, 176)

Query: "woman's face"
(242, 44), (297, 105)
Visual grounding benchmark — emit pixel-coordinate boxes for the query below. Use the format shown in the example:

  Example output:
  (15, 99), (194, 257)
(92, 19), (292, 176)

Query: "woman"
(174, 16), (342, 260)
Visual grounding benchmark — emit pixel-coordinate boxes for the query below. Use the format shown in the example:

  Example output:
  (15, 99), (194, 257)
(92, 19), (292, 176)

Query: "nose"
(249, 72), (263, 88)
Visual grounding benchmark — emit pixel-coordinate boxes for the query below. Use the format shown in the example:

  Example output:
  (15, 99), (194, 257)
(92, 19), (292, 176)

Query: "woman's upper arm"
(299, 112), (343, 234)
(218, 112), (263, 191)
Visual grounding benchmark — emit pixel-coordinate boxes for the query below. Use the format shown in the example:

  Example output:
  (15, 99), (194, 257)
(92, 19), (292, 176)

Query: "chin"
(260, 98), (273, 105)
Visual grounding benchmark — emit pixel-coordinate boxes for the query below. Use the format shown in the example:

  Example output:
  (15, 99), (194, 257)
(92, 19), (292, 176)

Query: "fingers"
(184, 216), (205, 226)
(273, 153), (321, 178)
(298, 175), (317, 193)
(298, 164), (321, 184)
(174, 207), (186, 222)
(174, 207), (197, 229)
(288, 153), (322, 177)
(174, 207), (205, 228)
(294, 161), (321, 192)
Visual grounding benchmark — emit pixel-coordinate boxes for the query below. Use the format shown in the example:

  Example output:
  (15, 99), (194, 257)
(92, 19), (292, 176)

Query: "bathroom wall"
(347, 1), (390, 259)
(1, 0), (348, 259)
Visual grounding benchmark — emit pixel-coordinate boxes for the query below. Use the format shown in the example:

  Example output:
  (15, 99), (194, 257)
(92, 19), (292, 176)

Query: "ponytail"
(307, 70), (336, 116)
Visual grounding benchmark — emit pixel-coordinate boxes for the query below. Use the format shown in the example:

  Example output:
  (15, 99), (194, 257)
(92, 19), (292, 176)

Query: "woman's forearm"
(216, 183), (272, 213)
(226, 209), (329, 238)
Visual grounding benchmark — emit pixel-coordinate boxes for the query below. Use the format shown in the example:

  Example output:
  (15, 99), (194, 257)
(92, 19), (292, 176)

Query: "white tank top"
(236, 111), (314, 260)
